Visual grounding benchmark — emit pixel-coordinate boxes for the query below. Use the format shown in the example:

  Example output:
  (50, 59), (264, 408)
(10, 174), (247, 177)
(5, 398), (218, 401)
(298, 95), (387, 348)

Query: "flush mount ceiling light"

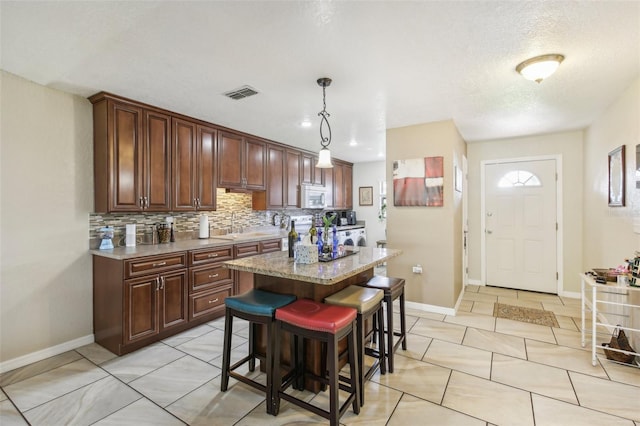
(315, 77), (333, 168)
(516, 54), (565, 83)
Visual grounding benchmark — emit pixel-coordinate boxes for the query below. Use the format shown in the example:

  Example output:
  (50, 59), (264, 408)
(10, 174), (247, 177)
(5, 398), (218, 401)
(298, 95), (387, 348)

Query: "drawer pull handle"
(207, 253), (219, 258)
(208, 274), (219, 279)
(208, 298), (219, 304)
(152, 261), (167, 267)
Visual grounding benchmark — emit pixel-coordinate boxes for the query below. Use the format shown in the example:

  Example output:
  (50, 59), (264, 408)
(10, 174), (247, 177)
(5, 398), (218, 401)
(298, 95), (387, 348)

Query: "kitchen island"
(223, 246), (402, 391)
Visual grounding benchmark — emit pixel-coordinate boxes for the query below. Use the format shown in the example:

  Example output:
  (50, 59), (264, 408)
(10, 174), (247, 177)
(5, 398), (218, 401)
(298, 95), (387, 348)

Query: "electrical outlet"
(412, 265), (422, 274)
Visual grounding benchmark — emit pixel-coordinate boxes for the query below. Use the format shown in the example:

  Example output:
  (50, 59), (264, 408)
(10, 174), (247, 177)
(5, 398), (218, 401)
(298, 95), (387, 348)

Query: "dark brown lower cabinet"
(93, 239), (282, 356)
(124, 270), (188, 345)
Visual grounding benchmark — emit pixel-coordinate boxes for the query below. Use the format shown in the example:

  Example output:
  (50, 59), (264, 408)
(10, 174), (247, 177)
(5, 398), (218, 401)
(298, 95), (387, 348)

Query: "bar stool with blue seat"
(360, 276), (407, 373)
(324, 285), (385, 406)
(272, 299), (360, 426)
(220, 289), (296, 414)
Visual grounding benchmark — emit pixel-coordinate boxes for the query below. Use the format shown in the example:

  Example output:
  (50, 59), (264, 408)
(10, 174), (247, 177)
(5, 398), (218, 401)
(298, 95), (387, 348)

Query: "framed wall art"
(393, 156), (444, 206)
(359, 186), (373, 206)
(608, 145), (625, 207)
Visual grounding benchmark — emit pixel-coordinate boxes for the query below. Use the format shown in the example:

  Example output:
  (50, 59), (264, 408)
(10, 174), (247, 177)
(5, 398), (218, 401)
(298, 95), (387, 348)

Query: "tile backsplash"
(89, 189), (315, 248)
(90, 191), (266, 243)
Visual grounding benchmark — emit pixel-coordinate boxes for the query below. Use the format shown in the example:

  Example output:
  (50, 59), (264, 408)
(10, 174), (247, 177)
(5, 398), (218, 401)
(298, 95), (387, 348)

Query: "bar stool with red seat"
(272, 299), (360, 426)
(360, 276), (407, 373)
(324, 285), (385, 406)
(220, 289), (296, 414)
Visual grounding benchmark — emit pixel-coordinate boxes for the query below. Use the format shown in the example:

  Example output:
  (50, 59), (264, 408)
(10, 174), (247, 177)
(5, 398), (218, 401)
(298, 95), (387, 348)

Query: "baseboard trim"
(0, 334), (95, 374)
(467, 279), (483, 286)
(560, 290), (581, 299)
(405, 300), (456, 316)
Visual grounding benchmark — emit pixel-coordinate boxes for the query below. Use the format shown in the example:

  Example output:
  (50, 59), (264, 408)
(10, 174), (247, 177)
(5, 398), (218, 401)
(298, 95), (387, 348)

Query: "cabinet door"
(301, 153), (314, 185)
(312, 156), (324, 186)
(217, 131), (243, 188)
(244, 138), (266, 190)
(324, 166), (334, 208)
(344, 164), (353, 209)
(266, 144), (285, 209)
(334, 164), (345, 208)
(124, 276), (159, 344)
(110, 101), (144, 211)
(143, 110), (171, 211)
(172, 118), (197, 211)
(159, 270), (188, 330)
(285, 150), (301, 208)
(197, 125), (217, 210)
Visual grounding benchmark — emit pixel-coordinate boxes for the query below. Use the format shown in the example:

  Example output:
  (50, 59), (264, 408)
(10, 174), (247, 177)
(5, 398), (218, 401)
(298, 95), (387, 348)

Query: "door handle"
(486, 229), (493, 234)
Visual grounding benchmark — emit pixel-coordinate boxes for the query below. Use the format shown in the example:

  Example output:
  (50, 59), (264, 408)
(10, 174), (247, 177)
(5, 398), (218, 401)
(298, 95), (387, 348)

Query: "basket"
(592, 268), (619, 282)
(602, 327), (636, 364)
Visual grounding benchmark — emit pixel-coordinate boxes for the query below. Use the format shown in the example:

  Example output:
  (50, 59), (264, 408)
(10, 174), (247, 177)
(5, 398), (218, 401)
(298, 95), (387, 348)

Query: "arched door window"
(497, 170), (541, 188)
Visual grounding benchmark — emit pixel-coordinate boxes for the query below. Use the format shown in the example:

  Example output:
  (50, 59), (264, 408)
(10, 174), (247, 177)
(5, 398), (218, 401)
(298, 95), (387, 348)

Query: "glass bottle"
(287, 220), (297, 258)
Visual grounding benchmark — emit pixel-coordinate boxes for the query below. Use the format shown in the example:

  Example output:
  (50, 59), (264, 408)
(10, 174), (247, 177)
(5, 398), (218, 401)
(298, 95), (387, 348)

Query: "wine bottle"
(288, 220), (298, 258)
(309, 221), (318, 244)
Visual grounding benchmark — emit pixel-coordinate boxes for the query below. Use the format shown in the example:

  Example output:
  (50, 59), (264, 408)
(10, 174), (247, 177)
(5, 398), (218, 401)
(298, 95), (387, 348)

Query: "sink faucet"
(230, 211), (237, 234)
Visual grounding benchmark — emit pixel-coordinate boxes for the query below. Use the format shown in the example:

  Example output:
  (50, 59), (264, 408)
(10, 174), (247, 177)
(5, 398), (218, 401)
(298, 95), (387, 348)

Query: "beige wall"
(0, 71), (94, 365)
(583, 76), (640, 267)
(467, 130), (584, 293)
(386, 120), (466, 308)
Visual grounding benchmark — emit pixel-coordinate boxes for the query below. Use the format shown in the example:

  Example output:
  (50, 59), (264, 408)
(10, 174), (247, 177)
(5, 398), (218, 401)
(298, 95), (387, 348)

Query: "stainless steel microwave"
(300, 185), (327, 209)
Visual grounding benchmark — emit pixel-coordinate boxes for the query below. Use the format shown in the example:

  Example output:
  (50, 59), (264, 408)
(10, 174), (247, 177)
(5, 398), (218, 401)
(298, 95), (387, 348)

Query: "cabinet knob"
(208, 298), (219, 304)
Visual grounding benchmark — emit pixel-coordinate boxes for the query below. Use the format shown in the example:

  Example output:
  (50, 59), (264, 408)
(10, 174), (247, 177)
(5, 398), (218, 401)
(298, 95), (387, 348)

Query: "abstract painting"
(393, 156), (444, 206)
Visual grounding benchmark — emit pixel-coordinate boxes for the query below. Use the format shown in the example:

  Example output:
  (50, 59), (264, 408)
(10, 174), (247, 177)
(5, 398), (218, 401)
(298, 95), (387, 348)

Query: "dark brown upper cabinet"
(172, 118), (217, 211)
(217, 131), (266, 191)
(92, 94), (171, 213)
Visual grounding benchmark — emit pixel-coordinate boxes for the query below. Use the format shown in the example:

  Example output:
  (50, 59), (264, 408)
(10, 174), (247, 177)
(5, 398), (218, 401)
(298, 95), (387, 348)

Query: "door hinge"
(556, 222), (558, 231)
(556, 272), (559, 280)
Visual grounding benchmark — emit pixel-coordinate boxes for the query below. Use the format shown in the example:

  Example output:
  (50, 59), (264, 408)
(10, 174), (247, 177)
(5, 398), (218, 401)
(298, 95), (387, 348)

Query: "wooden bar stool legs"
(273, 299), (360, 426)
(220, 289), (296, 414)
(324, 285), (386, 406)
(361, 276), (407, 373)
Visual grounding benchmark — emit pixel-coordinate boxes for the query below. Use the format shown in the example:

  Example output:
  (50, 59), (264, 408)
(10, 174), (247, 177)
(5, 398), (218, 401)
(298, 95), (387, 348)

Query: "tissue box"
(296, 245), (318, 264)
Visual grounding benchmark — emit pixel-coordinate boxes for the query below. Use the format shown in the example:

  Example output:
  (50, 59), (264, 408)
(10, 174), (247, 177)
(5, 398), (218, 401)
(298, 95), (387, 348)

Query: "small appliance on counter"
(99, 226), (114, 250)
(346, 210), (357, 225)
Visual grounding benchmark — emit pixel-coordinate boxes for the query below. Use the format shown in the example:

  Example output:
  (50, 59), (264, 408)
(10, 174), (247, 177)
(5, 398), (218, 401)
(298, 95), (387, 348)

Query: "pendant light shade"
(316, 147), (333, 168)
(516, 54), (564, 83)
(315, 77), (333, 168)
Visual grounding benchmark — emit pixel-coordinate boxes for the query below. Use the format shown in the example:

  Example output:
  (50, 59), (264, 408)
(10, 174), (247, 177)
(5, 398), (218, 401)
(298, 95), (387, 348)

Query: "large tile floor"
(1, 285), (639, 425)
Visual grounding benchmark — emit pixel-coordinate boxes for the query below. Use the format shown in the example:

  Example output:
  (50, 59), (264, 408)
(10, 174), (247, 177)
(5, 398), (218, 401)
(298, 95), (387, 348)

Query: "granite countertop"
(90, 231), (287, 260)
(223, 247), (402, 285)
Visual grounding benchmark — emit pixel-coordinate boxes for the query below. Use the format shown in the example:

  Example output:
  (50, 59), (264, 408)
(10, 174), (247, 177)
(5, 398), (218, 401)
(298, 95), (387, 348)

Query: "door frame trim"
(480, 155), (563, 294)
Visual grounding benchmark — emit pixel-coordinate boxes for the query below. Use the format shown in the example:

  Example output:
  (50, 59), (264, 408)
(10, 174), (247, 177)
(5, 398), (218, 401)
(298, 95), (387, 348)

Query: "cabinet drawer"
(189, 287), (231, 320)
(125, 253), (187, 279)
(189, 246), (234, 266)
(260, 238), (282, 253)
(235, 242), (260, 258)
(190, 264), (233, 293)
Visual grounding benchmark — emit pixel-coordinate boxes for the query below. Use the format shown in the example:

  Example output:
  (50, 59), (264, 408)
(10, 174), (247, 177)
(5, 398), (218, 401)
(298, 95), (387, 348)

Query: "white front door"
(484, 160), (557, 293)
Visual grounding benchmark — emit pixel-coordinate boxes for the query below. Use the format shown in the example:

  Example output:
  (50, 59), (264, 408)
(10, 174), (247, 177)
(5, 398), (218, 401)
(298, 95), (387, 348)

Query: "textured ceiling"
(1, 1), (639, 163)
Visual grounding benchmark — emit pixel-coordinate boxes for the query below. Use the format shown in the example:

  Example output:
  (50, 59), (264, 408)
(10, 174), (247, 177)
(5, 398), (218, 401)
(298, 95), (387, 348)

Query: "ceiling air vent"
(223, 85), (259, 100)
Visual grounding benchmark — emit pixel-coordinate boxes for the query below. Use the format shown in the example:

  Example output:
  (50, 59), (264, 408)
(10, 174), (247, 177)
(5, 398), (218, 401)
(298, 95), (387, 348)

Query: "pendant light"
(516, 54), (564, 83)
(315, 77), (333, 168)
